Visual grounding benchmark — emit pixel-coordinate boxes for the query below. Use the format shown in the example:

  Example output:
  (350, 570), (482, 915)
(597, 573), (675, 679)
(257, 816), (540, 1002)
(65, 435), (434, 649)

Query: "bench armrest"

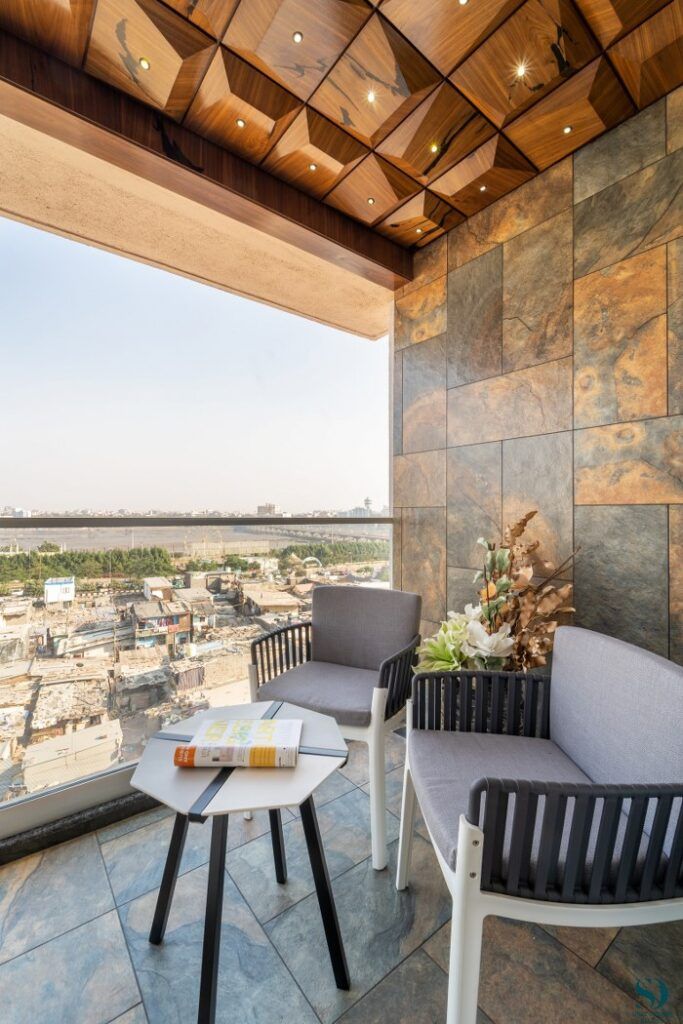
(250, 621), (311, 685)
(411, 670), (551, 738)
(468, 777), (683, 905)
(378, 635), (420, 721)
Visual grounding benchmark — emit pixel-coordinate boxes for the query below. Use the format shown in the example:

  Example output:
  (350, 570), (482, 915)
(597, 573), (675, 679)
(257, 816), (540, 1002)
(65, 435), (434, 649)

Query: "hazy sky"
(0, 217), (389, 513)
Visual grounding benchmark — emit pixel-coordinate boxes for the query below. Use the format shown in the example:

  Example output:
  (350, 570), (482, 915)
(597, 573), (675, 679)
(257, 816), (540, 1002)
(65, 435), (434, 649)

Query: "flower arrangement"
(417, 510), (577, 674)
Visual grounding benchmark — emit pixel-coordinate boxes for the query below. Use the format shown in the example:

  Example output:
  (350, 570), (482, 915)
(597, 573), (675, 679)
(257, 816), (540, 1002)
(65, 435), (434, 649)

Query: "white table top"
(131, 700), (348, 818)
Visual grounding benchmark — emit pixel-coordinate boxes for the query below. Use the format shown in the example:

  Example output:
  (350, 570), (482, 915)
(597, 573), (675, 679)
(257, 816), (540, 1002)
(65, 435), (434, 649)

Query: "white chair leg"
(243, 811), (253, 821)
(248, 664), (258, 703)
(368, 732), (387, 870)
(447, 900), (484, 1024)
(396, 763), (416, 890)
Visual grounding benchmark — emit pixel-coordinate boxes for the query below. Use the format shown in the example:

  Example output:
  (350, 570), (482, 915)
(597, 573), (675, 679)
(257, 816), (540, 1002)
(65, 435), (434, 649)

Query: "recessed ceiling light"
(459, 0), (469, 6)
(479, 184), (487, 192)
(516, 62), (527, 78)
(308, 162), (317, 171)
(292, 30), (303, 43)
(367, 197), (375, 205)
(563, 124), (572, 134)
(236, 117), (246, 128)
(139, 57), (151, 71)
(367, 90), (376, 103)
(416, 228), (423, 234)
(430, 142), (439, 154)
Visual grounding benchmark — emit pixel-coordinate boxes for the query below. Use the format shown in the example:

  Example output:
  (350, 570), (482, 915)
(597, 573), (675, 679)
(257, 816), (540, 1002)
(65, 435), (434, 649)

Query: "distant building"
(132, 600), (191, 651)
(242, 584), (301, 616)
(142, 577), (174, 601)
(44, 577), (75, 605)
(23, 720), (123, 793)
(174, 587), (216, 636)
(256, 503), (281, 516)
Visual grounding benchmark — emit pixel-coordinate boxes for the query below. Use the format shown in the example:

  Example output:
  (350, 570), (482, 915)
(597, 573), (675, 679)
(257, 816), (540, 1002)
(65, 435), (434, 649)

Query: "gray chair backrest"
(311, 586), (421, 671)
(550, 626), (683, 785)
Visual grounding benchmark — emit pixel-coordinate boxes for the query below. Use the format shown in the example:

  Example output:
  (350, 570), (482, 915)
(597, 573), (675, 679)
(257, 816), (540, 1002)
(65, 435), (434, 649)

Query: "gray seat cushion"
(311, 585), (421, 671)
(257, 660), (378, 727)
(409, 731), (590, 872)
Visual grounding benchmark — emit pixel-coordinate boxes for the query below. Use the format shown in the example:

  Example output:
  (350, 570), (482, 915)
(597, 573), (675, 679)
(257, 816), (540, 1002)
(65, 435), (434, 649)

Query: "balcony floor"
(1, 733), (681, 1024)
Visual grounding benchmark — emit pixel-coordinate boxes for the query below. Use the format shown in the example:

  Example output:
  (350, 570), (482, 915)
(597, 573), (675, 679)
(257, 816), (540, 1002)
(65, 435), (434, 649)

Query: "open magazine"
(173, 717), (303, 769)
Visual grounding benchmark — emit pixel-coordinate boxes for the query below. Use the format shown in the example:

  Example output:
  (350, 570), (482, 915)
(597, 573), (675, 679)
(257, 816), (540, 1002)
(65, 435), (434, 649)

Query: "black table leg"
(198, 815), (229, 1024)
(149, 813), (189, 945)
(300, 796), (350, 991)
(269, 809), (287, 884)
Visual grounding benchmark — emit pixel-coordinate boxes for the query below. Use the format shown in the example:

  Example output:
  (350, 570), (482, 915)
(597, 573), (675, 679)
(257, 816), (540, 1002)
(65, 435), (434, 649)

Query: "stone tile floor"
(1, 732), (681, 1024)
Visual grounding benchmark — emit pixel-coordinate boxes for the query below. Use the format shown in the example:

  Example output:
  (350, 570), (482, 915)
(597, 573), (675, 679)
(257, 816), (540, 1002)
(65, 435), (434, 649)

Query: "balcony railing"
(0, 515), (393, 839)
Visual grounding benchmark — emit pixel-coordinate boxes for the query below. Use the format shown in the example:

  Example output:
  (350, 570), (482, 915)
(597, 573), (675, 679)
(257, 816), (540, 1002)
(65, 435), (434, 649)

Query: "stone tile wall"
(392, 87), (682, 659)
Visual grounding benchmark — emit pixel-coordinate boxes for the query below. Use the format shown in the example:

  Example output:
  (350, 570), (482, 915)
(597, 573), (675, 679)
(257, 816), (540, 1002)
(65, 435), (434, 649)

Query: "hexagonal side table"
(132, 700), (351, 1024)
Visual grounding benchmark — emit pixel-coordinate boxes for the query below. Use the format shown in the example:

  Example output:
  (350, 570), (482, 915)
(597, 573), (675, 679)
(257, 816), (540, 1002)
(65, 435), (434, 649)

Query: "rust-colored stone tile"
(598, 921), (683, 1018)
(393, 350), (403, 455)
(447, 159), (572, 271)
(671, 505), (683, 664)
(392, 509), (402, 590)
(447, 566), (479, 612)
(574, 249), (668, 428)
(575, 416), (683, 504)
(478, 917), (644, 1024)
(574, 101), (666, 203)
(401, 507), (447, 622)
(447, 442), (502, 570)
(503, 432), (574, 579)
(574, 148), (683, 278)
(447, 248), (502, 387)
(667, 83), (683, 154)
(540, 927), (619, 968)
(503, 210), (573, 373)
(670, 238), (683, 415)
(398, 236), (447, 297)
(403, 334), (447, 453)
(393, 450), (446, 507)
(447, 357), (573, 447)
(395, 277), (447, 350)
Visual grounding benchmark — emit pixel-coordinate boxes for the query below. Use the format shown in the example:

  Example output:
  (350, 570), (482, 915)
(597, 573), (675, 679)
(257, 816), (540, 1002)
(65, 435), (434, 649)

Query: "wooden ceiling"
(1, 0), (681, 252)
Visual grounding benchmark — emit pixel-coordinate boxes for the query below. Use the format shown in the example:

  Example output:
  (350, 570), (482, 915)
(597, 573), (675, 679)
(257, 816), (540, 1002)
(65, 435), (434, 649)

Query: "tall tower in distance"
(364, 497), (372, 513)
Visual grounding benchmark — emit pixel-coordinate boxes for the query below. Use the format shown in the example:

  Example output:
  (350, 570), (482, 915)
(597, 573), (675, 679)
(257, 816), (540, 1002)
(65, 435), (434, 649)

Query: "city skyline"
(1, 217), (389, 513)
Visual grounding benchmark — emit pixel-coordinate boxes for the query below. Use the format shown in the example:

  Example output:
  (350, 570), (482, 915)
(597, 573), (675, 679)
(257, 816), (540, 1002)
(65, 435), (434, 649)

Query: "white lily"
(463, 619), (514, 662)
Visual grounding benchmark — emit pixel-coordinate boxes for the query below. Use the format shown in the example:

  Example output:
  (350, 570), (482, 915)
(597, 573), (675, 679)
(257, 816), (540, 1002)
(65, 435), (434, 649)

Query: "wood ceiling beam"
(0, 30), (412, 290)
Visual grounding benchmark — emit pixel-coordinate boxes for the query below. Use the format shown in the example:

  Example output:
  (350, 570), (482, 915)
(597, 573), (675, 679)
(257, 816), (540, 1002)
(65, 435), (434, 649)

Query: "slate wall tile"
(574, 248), (668, 428)
(402, 508), (447, 622)
(402, 334), (447, 452)
(394, 450), (447, 507)
(574, 149), (683, 278)
(447, 357), (573, 446)
(503, 432), (574, 578)
(398, 236), (447, 297)
(393, 349), (403, 456)
(447, 248), (502, 387)
(447, 442), (502, 570)
(669, 238), (683, 415)
(502, 210), (573, 373)
(574, 101), (666, 203)
(447, 566), (479, 614)
(671, 505), (683, 663)
(395, 277), (447, 350)
(575, 416), (683, 504)
(448, 159), (572, 271)
(574, 505), (668, 656)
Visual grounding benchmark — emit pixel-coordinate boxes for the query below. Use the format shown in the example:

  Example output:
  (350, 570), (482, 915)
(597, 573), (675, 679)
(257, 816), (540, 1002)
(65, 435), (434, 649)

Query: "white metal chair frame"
(248, 620), (418, 869)
(397, 672), (683, 1024)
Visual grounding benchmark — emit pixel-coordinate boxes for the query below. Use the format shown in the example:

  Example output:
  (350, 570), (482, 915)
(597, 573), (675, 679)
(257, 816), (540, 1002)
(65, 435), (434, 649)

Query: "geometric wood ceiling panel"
(609, 0), (683, 107)
(1, 0), (681, 250)
(85, 0), (215, 119)
(308, 15), (440, 146)
(224, 0), (372, 100)
(451, 0), (600, 126)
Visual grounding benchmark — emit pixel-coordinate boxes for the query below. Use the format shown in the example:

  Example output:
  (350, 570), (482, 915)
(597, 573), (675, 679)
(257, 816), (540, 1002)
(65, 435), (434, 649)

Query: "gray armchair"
(396, 626), (683, 1024)
(249, 585), (421, 869)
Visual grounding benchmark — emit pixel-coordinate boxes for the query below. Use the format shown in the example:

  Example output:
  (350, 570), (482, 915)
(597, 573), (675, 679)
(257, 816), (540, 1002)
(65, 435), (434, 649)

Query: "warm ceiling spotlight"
(459, 0), (469, 6)
(479, 184), (487, 192)
(308, 162), (317, 171)
(367, 90), (376, 103)
(236, 117), (246, 128)
(139, 57), (151, 71)
(416, 227), (423, 234)
(515, 62), (527, 78)
(292, 30), (303, 43)
(367, 197), (375, 205)
(430, 142), (439, 153)
(563, 124), (572, 134)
